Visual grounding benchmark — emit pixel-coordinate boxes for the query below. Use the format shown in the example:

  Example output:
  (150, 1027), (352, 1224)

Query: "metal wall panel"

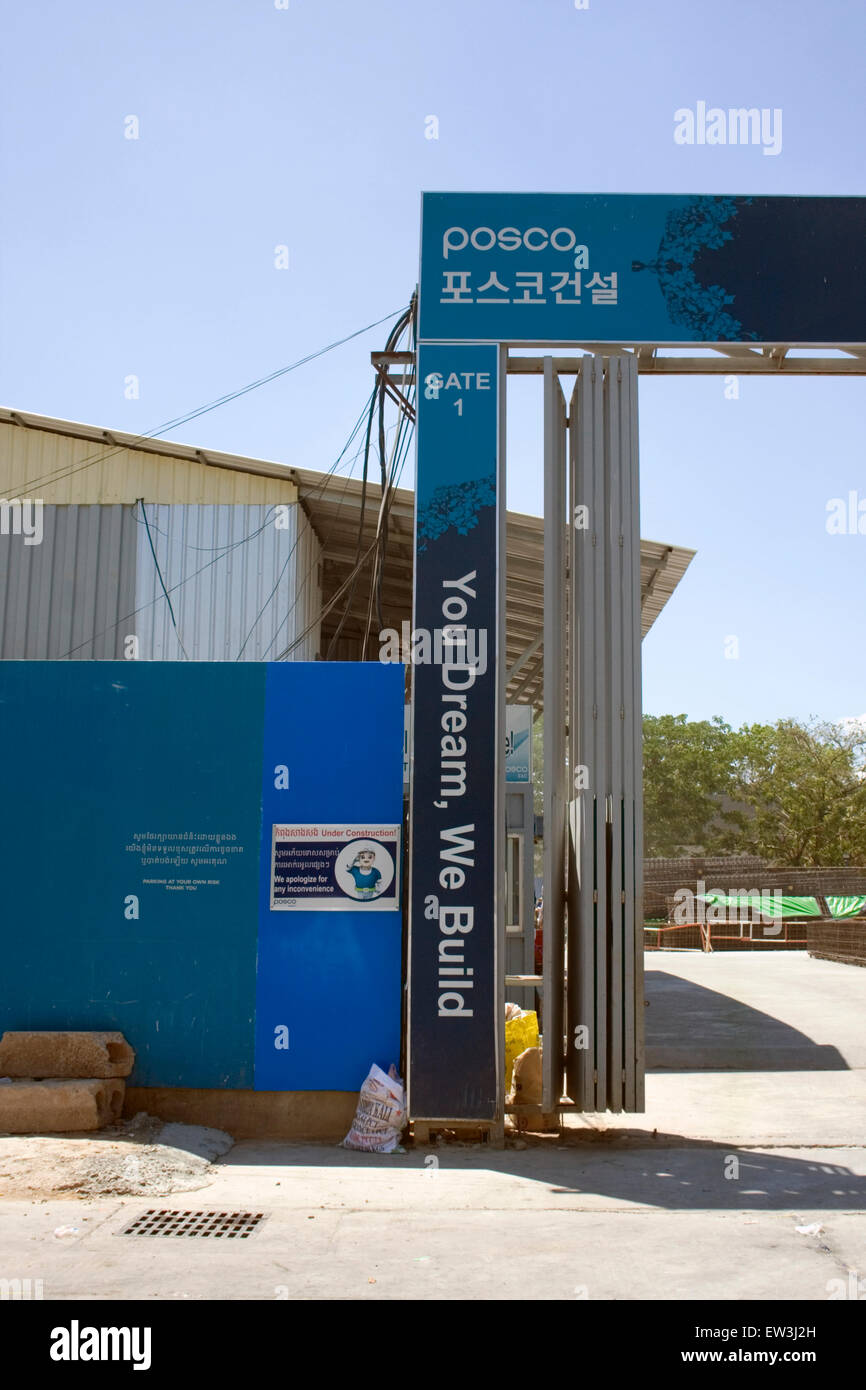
(134, 503), (314, 662)
(290, 508), (322, 661)
(0, 504), (135, 659)
(1, 498), (323, 664)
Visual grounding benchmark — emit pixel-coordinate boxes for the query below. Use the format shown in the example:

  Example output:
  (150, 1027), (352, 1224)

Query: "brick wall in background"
(644, 857), (866, 920)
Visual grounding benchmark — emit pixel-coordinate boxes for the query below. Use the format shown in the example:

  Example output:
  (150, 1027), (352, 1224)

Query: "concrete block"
(0, 1031), (134, 1079)
(0, 1079), (125, 1133)
(124, 1087), (358, 1141)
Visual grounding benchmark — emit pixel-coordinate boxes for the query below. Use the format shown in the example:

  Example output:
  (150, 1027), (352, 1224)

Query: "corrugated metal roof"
(0, 406), (695, 698)
(0, 411), (299, 506)
(287, 464), (696, 708)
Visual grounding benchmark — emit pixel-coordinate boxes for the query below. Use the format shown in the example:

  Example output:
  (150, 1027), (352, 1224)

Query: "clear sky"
(2, 0), (864, 728)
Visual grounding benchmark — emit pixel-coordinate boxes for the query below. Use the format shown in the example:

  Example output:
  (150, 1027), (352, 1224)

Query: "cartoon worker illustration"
(347, 847), (383, 898)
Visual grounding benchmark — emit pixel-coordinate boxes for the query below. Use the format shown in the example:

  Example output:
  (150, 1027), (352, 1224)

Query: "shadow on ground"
(644, 969), (848, 1070)
(216, 1136), (866, 1212)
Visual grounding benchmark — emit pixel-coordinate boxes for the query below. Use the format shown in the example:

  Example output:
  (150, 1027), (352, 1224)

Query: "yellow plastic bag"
(504, 1009), (539, 1092)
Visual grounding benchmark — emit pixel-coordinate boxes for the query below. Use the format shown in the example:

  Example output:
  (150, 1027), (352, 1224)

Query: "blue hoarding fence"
(0, 660), (405, 1094)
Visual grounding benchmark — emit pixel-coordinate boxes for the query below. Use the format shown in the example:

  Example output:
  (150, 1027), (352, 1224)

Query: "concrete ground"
(2, 951), (865, 1301)
(644, 950), (866, 1071)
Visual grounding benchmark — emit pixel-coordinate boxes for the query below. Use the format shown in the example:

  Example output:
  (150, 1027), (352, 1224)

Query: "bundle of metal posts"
(543, 353), (644, 1114)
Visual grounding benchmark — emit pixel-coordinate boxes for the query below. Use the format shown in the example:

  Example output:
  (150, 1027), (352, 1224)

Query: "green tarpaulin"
(699, 893), (819, 918)
(826, 895), (866, 918)
(698, 893), (866, 919)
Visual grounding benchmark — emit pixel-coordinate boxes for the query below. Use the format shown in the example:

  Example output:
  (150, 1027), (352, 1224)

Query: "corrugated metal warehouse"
(0, 406), (694, 678)
(0, 410), (320, 662)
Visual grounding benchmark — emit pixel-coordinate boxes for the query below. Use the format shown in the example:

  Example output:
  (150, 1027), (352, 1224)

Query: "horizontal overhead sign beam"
(419, 193), (866, 347)
(374, 351), (866, 378)
(506, 353), (866, 375)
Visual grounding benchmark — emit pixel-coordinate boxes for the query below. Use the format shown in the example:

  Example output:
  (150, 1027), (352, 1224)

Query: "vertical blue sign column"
(408, 342), (502, 1121)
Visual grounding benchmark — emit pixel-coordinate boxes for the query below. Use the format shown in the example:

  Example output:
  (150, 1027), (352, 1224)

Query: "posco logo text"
(442, 226), (586, 259)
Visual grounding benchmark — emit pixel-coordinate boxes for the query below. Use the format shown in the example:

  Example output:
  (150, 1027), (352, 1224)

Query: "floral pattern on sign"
(417, 474), (497, 551)
(631, 195), (757, 340)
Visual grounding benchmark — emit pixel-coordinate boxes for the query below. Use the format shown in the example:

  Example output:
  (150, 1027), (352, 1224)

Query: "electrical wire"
(255, 411), (408, 663)
(324, 299), (415, 659)
(234, 387), (386, 661)
(7, 307), (409, 498)
(139, 499), (190, 661)
(360, 362), (416, 659)
(323, 366), (383, 657)
(120, 381), (382, 664)
(57, 420), (366, 664)
(360, 306), (417, 658)
(369, 298), (416, 651)
(51, 304), (416, 663)
(233, 509), (311, 663)
(280, 389), (415, 665)
(270, 534), (385, 663)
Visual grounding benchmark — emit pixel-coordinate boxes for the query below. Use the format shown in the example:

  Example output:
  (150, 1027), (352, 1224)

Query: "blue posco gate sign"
(419, 192), (866, 344)
(408, 342), (501, 1121)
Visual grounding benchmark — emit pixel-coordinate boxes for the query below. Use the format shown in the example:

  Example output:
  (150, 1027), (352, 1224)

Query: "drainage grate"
(121, 1209), (266, 1239)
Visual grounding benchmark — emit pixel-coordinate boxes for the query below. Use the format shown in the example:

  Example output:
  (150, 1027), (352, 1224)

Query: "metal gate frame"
(378, 313), (866, 1125)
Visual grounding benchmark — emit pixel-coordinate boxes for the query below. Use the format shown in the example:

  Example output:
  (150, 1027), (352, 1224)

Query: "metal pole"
(541, 357), (567, 1114)
(567, 357), (595, 1112)
(627, 354), (646, 1110)
(493, 342), (508, 1142)
(605, 357), (624, 1112)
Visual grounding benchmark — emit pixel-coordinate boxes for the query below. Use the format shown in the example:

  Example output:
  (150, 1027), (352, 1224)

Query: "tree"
(642, 714), (738, 857)
(532, 713), (544, 814)
(535, 711), (866, 866)
(729, 718), (866, 865)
